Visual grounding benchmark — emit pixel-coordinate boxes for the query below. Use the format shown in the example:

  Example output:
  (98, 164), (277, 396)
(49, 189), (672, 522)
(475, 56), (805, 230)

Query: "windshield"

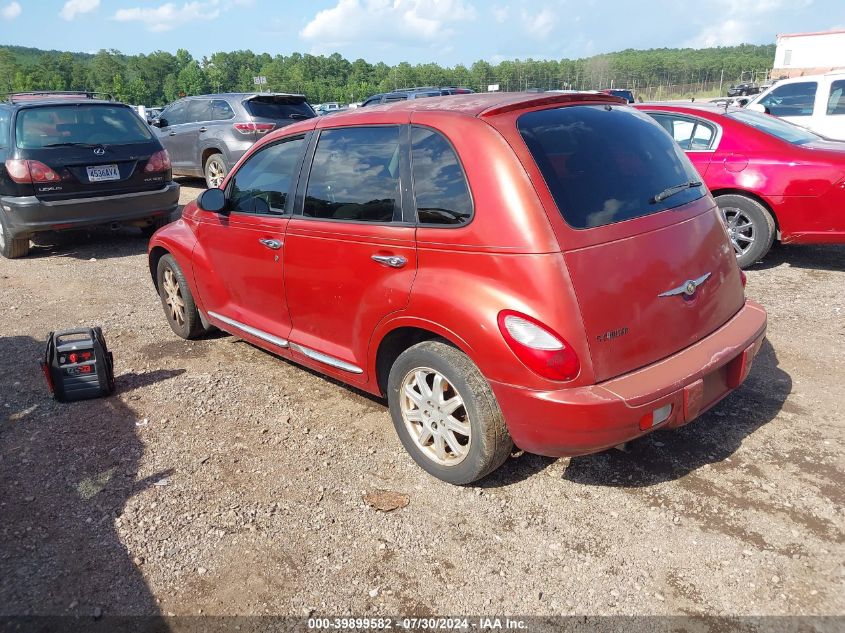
(518, 105), (705, 229)
(726, 109), (821, 145)
(244, 97), (316, 120)
(15, 104), (153, 149)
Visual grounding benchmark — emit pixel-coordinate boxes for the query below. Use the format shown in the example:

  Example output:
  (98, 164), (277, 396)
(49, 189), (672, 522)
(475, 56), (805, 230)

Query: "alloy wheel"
(207, 160), (225, 188)
(721, 207), (755, 257)
(162, 268), (185, 325)
(399, 367), (472, 466)
(0, 221), (5, 250)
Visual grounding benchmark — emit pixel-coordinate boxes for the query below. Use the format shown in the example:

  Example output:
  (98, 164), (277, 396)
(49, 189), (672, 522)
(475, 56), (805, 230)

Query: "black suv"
(0, 91), (178, 258)
(151, 93), (316, 188)
(727, 83), (761, 97)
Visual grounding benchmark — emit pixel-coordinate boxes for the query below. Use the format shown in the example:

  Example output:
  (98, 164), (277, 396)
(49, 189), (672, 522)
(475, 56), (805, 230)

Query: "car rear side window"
(228, 137), (305, 215)
(758, 81), (817, 116)
(212, 99), (235, 120)
(187, 99), (211, 123)
(827, 80), (845, 115)
(15, 105), (154, 149)
(304, 126), (401, 223)
(518, 105), (705, 230)
(411, 126), (472, 225)
(649, 113), (716, 150)
(0, 108), (9, 148)
(244, 97), (315, 120)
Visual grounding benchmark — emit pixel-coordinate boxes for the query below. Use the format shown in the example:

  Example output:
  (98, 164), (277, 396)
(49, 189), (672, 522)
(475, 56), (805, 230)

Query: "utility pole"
(719, 69), (724, 95)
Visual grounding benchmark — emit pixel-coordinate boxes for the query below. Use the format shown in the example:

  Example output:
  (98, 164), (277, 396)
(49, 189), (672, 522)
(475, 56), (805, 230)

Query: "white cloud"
(60, 0), (100, 21)
(300, 0), (477, 49)
(521, 7), (556, 40)
(1, 1), (21, 20)
(113, 1), (220, 32)
(492, 4), (508, 23)
(685, 0), (813, 47)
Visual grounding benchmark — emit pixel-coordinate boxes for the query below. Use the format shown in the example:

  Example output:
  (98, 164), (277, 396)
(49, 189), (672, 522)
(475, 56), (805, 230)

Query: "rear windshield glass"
(518, 105), (705, 229)
(726, 109), (820, 145)
(244, 97), (315, 120)
(15, 104), (153, 149)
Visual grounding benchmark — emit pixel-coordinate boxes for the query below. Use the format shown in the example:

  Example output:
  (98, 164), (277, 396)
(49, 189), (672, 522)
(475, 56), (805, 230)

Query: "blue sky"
(1, 0), (843, 65)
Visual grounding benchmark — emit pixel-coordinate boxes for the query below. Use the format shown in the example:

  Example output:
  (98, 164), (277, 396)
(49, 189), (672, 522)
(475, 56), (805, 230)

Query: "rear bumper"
(491, 300), (767, 457)
(1, 183), (180, 238)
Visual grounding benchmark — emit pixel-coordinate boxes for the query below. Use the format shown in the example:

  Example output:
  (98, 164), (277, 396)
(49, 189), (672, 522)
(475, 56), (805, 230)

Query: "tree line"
(0, 43), (776, 106)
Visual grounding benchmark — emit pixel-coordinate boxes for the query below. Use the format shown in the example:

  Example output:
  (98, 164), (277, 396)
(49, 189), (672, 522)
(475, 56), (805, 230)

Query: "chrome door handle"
(168, 131), (176, 136)
(199, 126), (208, 133)
(371, 254), (407, 268)
(259, 238), (283, 250)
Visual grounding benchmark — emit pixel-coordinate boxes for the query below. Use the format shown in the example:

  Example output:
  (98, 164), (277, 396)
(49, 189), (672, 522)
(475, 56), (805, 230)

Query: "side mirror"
(197, 188), (227, 214)
(152, 118), (165, 128)
(746, 103), (767, 113)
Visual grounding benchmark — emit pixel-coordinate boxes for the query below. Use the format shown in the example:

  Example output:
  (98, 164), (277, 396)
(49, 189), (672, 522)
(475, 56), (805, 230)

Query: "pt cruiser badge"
(658, 272), (712, 298)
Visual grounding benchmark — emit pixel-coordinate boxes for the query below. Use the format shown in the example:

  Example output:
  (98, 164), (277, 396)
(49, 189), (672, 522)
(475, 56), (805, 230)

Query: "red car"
(636, 103), (845, 267)
(149, 93), (766, 484)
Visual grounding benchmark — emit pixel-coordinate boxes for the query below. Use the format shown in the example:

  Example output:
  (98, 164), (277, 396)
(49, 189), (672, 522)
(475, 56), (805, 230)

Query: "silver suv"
(151, 93), (316, 188)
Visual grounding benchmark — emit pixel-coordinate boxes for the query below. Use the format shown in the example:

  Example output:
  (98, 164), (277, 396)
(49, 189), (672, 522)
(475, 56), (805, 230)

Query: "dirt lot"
(1, 179), (843, 619)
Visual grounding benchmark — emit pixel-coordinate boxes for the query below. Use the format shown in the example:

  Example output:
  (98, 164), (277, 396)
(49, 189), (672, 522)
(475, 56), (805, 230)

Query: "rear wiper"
(288, 113), (310, 119)
(42, 142), (104, 149)
(650, 180), (702, 204)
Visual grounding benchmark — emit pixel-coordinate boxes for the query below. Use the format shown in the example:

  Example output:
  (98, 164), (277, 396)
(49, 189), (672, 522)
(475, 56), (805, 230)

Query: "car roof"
(637, 102), (742, 114)
(11, 98), (121, 108)
(182, 92), (308, 99)
(354, 91), (623, 118)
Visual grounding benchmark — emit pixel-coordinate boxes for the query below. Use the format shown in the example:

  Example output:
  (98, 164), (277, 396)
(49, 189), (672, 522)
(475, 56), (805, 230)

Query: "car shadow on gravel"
(0, 335), (173, 623)
(561, 338), (791, 487)
(752, 242), (845, 272)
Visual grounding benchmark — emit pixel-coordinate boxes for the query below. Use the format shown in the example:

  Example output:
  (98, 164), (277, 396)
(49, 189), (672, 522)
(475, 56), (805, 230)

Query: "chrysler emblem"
(659, 272), (712, 298)
(94, 147), (105, 155)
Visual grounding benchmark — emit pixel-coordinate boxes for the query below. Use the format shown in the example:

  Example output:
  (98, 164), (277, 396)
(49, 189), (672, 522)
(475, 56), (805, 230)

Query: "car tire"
(0, 212), (30, 259)
(715, 194), (776, 269)
(387, 340), (513, 485)
(156, 253), (206, 340)
(204, 153), (227, 189)
(141, 215), (172, 239)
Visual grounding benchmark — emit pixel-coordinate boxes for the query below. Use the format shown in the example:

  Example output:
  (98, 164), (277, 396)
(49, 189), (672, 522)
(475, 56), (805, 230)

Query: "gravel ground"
(1, 179), (843, 619)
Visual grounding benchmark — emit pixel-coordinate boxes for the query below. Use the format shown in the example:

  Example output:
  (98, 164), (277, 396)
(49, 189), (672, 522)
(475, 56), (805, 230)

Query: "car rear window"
(244, 97), (315, 120)
(726, 109), (820, 144)
(518, 105), (705, 229)
(15, 104), (153, 149)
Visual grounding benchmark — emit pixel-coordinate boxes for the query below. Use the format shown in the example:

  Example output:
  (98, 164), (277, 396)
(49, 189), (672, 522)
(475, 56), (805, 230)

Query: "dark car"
(727, 83), (761, 97)
(361, 87), (474, 107)
(601, 89), (635, 103)
(151, 93), (316, 188)
(0, 91), (178, 259)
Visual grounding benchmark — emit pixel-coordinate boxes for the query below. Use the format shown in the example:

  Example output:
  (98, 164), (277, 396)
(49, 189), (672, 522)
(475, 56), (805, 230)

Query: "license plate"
(86, 164), (120, 182)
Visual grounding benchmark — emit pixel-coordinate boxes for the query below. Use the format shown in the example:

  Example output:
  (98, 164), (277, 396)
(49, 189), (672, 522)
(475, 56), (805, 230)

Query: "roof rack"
(3, 90), (114, 103)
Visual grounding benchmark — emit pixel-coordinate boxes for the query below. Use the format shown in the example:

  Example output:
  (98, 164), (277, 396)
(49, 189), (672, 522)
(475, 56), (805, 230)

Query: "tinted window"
(0, 108), (9, 148)
(244, 97), (315, 120)
(759, 81), (817, 117)
(649, 114), (715, 150)
(827, 80), (845, 115)
(304, 126), (401, 223)
(186, 99), (211, 123)
(411, 127), (472, 225)
(518, 105), (704, 229)
(228, 137), (305, 215)
(16, 105), (154, 149)
(726, 109), (820, 144)
(212, 99), (235, 120)
(161, 101), (188, 126)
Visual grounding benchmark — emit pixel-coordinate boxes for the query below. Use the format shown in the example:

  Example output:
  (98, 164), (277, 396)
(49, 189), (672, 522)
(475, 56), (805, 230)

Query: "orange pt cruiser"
(149, 92), (767, 484)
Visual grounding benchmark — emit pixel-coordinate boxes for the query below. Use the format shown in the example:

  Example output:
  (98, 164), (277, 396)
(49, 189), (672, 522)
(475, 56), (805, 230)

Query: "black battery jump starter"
(41, 327), (115, 402)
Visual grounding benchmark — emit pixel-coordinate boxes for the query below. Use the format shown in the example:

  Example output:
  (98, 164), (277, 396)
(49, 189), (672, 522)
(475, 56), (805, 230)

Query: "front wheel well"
(201, 148), (224, 168)
(710, 188), (780, 236)
(375, 327), (453, 397)
(148, 246), (169, 290)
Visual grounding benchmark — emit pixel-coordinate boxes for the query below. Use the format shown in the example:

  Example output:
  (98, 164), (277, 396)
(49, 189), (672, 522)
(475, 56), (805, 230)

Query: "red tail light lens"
(5, 159), (61, 184)
(233, 122), (275, 135)
(739, 269), (747, 287)
(144, 149), (171, 173)
(497, 310), (580, 381)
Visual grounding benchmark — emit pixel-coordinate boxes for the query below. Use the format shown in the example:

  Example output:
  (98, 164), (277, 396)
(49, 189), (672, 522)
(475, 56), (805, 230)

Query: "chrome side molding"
(289, 343), (364, 374)
(207, 311), (289, 348)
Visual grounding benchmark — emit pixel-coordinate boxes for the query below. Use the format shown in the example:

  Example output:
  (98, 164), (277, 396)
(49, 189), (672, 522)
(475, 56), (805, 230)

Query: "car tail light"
(5, 159), (61, 184)
(739, 269), (747, 288)
(144, 149), (171, 173)
(497, 310), (580, 381)
(233, 122), (275, 135)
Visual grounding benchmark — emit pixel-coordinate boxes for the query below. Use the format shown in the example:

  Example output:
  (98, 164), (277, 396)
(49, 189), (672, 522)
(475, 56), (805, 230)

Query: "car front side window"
(227, 137), (306, 215)
(303, 126), (402, 223)
(161, 101), (187, 126)
(759, 82), (818, 117)
(827, 80), (845, 115)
